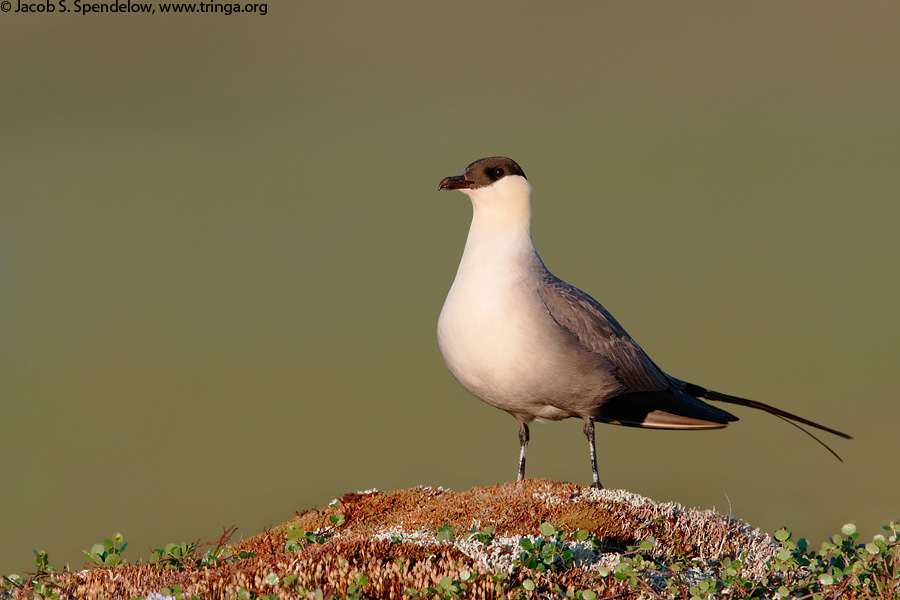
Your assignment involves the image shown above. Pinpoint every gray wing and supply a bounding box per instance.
[535,270,851,450]
[536,271,737,428]
[536,271,671,394]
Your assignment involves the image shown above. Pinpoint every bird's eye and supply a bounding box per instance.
[491,167,504,179]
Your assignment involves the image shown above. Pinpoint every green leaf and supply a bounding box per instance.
[574,529,589,541]
[436,525,454,542]
[522,579,535,591]
[774,529,790,542]
[264,573,279,586]
[819,573,834,586]
[841,523,857,536]
[539,522,557,538]
[639,539,653,551]
[580,590,597,600]
[865,542,881,554]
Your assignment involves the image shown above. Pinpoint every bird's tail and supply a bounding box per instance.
[685,382,852,461]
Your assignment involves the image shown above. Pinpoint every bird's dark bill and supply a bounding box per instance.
[438,175,474,191]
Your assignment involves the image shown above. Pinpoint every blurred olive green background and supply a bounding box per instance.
[2,0,899,575]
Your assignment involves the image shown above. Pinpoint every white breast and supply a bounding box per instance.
[437,210,570,419]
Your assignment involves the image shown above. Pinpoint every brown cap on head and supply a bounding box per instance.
[438,157,527,191]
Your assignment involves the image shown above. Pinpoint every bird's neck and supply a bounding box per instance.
[458,207,543,282]
[451,176,546,284]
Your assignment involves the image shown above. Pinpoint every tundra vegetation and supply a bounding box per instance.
[2,480,897,600]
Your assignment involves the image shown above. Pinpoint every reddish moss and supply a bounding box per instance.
[8,479,773,600]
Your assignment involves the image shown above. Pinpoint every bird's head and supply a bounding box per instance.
[439,156,533,225]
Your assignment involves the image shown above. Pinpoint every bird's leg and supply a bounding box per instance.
[583,418,603,489]
[517,422,530,481]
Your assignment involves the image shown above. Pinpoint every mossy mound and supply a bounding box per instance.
[0,479,810,599]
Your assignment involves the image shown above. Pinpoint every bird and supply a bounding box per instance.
[436,156,851,488]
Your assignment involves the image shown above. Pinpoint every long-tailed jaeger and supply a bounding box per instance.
[437,156,851,488]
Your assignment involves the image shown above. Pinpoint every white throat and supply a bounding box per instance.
[455,175,537,271]
[462,175,534,228]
